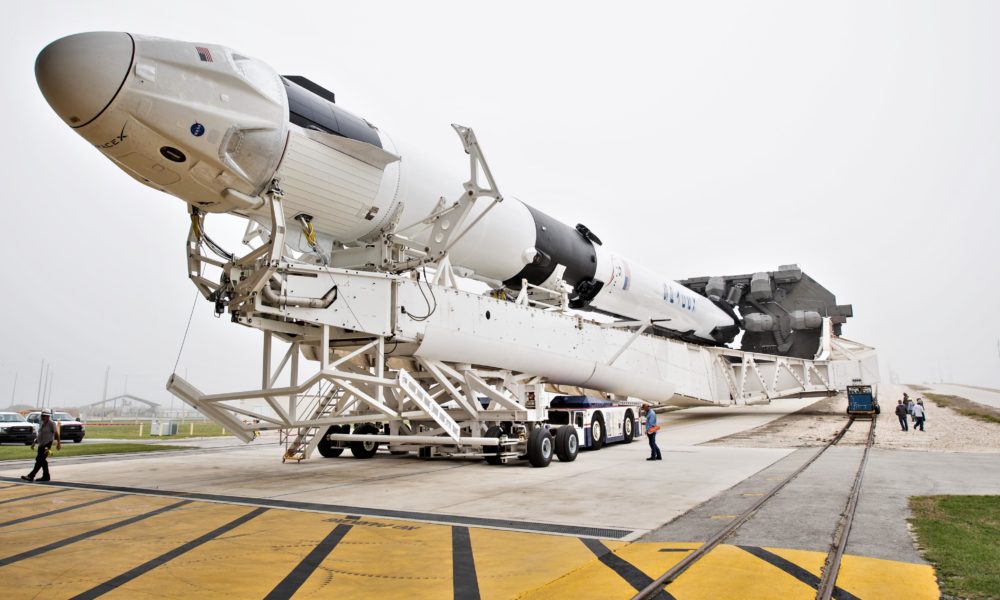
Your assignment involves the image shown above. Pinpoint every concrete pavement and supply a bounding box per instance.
[922,383,1000,409]
[0,397,968,598]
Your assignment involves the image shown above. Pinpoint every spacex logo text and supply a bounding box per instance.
[95,124,128,149]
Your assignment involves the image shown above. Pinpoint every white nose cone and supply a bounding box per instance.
[35,32,133,128]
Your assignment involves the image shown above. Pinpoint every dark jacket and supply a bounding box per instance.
[894,403,907,417]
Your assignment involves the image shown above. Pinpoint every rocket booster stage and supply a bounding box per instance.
[36,32,740,345]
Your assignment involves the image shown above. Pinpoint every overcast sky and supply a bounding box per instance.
[2,1,998,410]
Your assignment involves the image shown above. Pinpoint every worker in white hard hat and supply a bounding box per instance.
[22,410,60,482]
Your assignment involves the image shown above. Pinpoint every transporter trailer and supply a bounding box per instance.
[301,394,642,468]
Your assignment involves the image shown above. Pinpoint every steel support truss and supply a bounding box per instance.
[167,325,540,461]
[708,346,834,406]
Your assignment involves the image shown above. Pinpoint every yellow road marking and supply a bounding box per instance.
[0,484,941,600]
[471,527,604,599]
[297,516,454,599]
[4,501,254,598]
[0,493,160,558]
[709,514,737,520]
[101,507,352,598]
[838,552,938,599]
[0,488,105,524]
[0,485,53,502]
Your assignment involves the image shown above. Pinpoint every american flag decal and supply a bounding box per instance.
[196,46,213,62]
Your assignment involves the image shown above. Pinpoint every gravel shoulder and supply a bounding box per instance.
[703,383,1000,452]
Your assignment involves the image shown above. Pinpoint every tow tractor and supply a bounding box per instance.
[546,396,643,450]
[846,383,879,417]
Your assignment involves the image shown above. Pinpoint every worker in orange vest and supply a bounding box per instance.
[643,404,662,461]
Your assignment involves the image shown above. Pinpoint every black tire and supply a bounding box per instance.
[555,427,579,462]
[590,412,606,450]
[484,425,504,465]
[622,410,635,444]
[73,437,83,443]
[527,427,553,468]
[350,424,380,459]
[317,425,346,458]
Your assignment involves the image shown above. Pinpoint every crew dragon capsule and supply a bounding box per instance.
[35,32,741,345]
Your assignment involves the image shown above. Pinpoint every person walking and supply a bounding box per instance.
[22,410,61,482]
[913,399,926,432]
[894,399,909,431]
[643,404,662,461]
[905,395,915,424]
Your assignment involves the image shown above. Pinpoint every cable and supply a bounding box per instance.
[172,290,200,375]
[403,266,437,321]
[383,338,399,359]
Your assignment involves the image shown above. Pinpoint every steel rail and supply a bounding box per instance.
[815,414,877,599]
[632,417,858,600]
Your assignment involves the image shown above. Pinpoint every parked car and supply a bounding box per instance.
[26,411,86,443]
[0,412,37,445]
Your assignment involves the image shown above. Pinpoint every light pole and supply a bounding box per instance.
[36,360,46,407]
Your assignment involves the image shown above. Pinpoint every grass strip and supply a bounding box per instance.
[922,393,1000,425]
[0,443,191,461]
[909,495,1000,599]
[81,422,228,439]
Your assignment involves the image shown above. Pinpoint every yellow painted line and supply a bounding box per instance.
[0,488,105,525]
[296,516,454,599]
[838,552,939,599]
[470,527,603,599]
[709,514,737,520]
[0,484,47,502]
[0,485,942,600]
[523,540,939,600]
[741,492,766,497]
[665,544,817,599]
[100,508,352,598]
[0,492,155,557]
[4,501,254,598]
[520,539,639,600]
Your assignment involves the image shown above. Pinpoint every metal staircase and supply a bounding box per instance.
[282,383,342,462]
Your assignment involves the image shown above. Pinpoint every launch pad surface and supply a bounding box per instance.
[0,396,966,599]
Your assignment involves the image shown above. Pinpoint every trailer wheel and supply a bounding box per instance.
[555,427,578,462]
[316,425,346,458]
[484,425,504,465]
[350,424,380,459]
[590,412,606,450]
[622,410,635,443]
[527,427,553,468]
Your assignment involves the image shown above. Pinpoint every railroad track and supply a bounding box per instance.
[634,413,878,600]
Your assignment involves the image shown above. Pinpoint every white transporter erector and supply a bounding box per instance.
[35,32,876,466]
